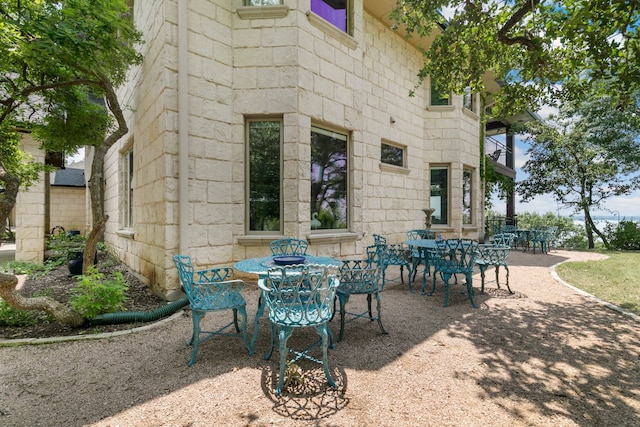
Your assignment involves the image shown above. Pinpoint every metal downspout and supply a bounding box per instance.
[178,0,189,254]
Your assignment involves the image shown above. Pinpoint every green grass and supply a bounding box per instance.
[555,251,640,316]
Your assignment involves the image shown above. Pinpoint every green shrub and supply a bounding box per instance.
[0,292,54,326]
[70,265,128,319]
[1,259,64,277]
[604,220,640,250]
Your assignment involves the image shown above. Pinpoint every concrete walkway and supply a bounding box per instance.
[0,241,15,264]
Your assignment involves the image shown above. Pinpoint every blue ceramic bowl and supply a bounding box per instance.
[272,255,306,266]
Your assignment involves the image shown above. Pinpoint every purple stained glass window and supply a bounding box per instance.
[311,0,347,32]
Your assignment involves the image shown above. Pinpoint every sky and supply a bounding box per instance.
[491,104,640,219]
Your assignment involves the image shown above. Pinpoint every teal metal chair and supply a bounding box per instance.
[490,233,515,248]
[475,244,512,294]
[269,238,309,256]
[406,229,436,282]
[336,246,386,342]
[258,263,340,395]
[173,255,249,366]
[428,239,479,308]
[373,234,413,290]
[530,228,548,254]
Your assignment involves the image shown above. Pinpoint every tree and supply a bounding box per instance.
[391,1,640,116]
[0,0,143,326]
[516,95,640,249]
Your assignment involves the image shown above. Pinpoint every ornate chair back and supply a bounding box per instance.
[269,238,309,256]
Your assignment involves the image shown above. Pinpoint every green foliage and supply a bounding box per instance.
[516,95,640,248]
[0,122,47,191]
[45,231,87,260]
[70,265,128,319]
[1,259,65,277]
[0,293,54,327]
[604,220,640,250]
[391,1,640,115]
[514,211,586,249]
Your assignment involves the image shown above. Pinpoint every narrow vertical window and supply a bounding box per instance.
[430,167,449,225]
[311,126,348,231]
[463,168,472,224]
[463,86,475,112]
[122,148,134,229]
[247,120,281,232]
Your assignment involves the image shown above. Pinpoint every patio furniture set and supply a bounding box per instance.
[172,231,520,395]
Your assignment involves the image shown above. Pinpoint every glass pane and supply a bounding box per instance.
[431,85,449,106]
[430,168,448,225]
[463,86,473,111]
[381,143,403,167]
[311,128,348,230]
[249,121,281,231]
[311,0,347,32]
[463,169,472,224]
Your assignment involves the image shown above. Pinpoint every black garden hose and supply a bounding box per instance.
[90,296,189,325]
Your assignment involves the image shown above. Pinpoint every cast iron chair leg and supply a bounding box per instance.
[375,292,388,335]
[504,265,513,294]
[441,272,452,307]
[238,306,249,351]
[316,323,337,389]
[465,273,477,308]
[367,294,373,319]
[479,266,487,294]
[188,311,205,367]
[264,322,277,360]
[338,293,349,342]
[276,326,294,395]
[232,308,240,333]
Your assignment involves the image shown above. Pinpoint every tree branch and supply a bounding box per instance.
[497,0,541,51]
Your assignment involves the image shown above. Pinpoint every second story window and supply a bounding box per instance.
[311,0,348,33]
[430,84,450,106]
[247,0,281,4]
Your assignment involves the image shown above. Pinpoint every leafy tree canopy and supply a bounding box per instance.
[391,0,640,116]
[516,95,640,248]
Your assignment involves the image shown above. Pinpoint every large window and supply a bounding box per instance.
[121,148,134,229]
[430,167,449,225]
[311,126,348,231]
[311,0,348,33]
[463,168,472,224]
[247,120,282,232]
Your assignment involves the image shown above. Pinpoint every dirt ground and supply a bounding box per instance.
[1,249,639,427]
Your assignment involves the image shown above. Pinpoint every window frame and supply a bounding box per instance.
[245,118,283,234]
[463,86,475,112]
[121,146,134,230]
[310,0,352,35]
[430,84,450,106]
[380,140,406,168]
[246,0,281,5]
[429,166,449,226]
[310,125,349,233]
[463,168,473,225]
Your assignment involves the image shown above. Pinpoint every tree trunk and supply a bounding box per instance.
[0,272,85,327]
[0,163,20,248]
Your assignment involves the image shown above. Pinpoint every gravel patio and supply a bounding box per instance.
[1,249,639,426]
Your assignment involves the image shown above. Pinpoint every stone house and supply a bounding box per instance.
[16,0,518,299]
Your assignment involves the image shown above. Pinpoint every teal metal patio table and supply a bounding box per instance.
[234,255,343,356]
[404,239,439,294]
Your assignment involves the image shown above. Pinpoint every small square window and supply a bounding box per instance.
[430,84,450,106]
[381,142,405,167]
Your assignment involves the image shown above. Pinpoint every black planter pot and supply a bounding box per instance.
[67,250,97,276]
